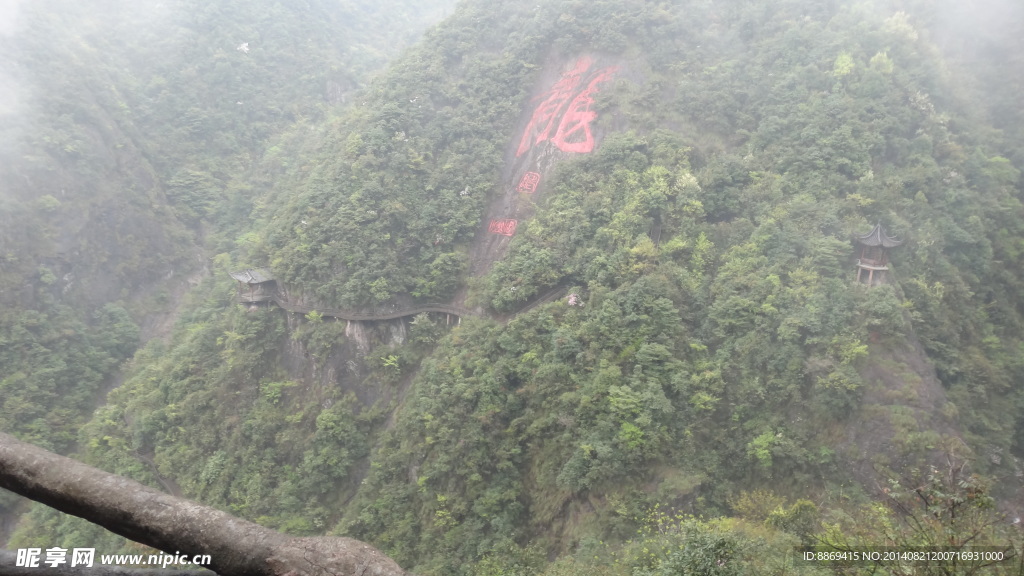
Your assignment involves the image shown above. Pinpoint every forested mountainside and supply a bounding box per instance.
[4,0,1024,574]
[0,0,453,542]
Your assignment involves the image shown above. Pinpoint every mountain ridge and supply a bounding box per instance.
[3,0,1024,573]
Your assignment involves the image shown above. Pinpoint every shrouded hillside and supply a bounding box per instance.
[0,0,455,546]
[0,0,455,447]
[0,0,457,314]
[8,0,1024,574]
[0,1,199,459]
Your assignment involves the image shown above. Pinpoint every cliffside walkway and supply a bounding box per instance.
[232,270,569,321]
[268,296,475,321]
[513,285,568,315]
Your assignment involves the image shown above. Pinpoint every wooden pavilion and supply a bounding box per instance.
[229,268,278,303]
[854,223,902,286]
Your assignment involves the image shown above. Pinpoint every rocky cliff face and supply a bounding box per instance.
[466,54,626,286]
[844,330,960,480]
[281,314,411,409]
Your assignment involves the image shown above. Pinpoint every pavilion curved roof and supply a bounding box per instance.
[229,268,275,284]
[854,223,902,248]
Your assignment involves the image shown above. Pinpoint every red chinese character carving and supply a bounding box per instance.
[516,57,617,157]
[517,172,541,193]
[517,58,588,157]
[488,219,518,236]
[552,67,617,153]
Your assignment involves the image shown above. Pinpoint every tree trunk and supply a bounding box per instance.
[0,433,407,576]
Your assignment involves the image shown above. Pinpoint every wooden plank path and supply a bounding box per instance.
[236,278,570,321]
[269,296,475,321]
[514,285,568,315]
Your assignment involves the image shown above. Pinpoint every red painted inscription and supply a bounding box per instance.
[488,219,518,236]
[517,172,541,193]
[517,57,618,157]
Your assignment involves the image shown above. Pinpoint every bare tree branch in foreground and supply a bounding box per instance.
[0,433,407,576]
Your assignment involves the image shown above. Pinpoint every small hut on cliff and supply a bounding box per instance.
[229,268,277,303]
[854,224,902,286]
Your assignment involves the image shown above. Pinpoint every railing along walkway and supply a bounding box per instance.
[242,284,571,322]
[269,296,474,321]
[514,285,569,316]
